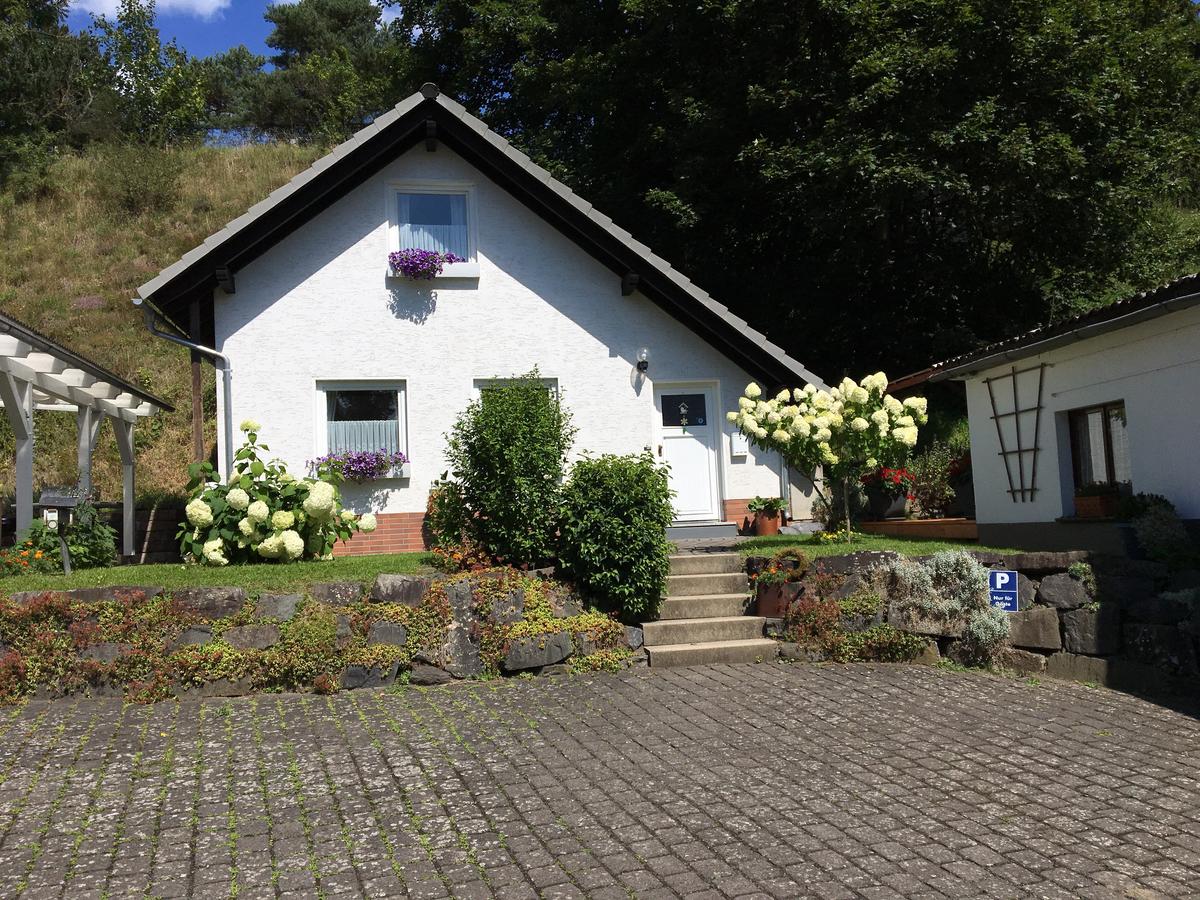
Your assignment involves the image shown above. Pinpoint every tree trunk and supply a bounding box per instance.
[843,478,851,543]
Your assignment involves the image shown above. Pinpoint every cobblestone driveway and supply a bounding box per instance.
[1,664,1199,899]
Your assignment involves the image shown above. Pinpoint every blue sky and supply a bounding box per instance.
[66,1,398,60]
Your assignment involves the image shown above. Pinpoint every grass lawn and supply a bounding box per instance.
[738,533,1020,559]
[0,552,433,596]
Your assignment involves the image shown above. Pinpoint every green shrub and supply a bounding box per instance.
[425,478,468,547]
[558,452,674,622]
[1067,561,1097,598]
[1132,504,1195,566]
[444,370,575,567]
[178,422,371,566]
[906,442,957,519]
[1116,492,1175,521]
[828,624,927,663]
[6,503,116,573]
[94,143,184,215]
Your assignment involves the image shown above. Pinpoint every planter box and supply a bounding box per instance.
[1073,494,1118,519]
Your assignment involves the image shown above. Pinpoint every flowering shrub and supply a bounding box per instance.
[728,373,927,541]
[388,248,464,279]
[308,449,409,483]
[905,443,958,518]
[0,539,57,576]
[177,422,377,566]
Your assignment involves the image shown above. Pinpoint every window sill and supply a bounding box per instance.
[387,262,479,280]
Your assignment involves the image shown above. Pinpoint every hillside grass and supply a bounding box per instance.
[0,142,325,503]
[0,551,432,595]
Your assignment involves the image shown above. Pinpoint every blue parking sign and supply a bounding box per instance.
[988,570,1019,612]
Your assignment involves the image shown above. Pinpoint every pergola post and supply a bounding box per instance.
[0,372,34,534]
[76,407,105,496]
[114,418,136,559]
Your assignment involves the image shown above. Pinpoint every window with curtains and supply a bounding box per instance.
[1068,402,1131,490]
[388,182,477,275]
[318,381,407,462]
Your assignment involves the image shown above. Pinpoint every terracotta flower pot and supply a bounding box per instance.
[756,581,802,617]
[753,511,781,536]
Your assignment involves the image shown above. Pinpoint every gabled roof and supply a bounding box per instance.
[136,84,827,390]
[908,273,1200,384]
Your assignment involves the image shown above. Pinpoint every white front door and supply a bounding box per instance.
[656,386,721,522]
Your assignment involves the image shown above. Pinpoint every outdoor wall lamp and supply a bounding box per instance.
[636,347,650,373]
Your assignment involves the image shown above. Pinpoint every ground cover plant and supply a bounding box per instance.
[739,533,1019,560]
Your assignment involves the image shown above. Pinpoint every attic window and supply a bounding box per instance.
[388,181,478,277]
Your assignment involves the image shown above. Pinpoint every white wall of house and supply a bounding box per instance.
[965,303,1200,523]
[213,143,811,519]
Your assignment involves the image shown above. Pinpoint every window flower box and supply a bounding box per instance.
[310,449,410,484]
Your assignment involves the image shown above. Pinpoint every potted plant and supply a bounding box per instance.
[388,249,464,280]
[309,449,410,483]
[747,495,786,535]
[860,466,914,519]
[750,561,806,617]
[1074,482,1119,519]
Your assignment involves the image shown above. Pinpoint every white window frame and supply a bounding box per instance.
[386,179,480,278]
[314,378,410,479]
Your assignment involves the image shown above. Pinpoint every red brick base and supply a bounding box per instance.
[333,512,428,556]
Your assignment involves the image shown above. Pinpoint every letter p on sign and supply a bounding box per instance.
[988,570,1019,612]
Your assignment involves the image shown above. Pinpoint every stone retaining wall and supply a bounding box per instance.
[748,549,1200,696]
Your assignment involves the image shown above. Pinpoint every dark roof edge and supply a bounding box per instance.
[0,311,174,412]
[928,275,1200,382]
[136,89,828,391]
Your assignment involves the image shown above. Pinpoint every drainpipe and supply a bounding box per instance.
[133,299,234,481]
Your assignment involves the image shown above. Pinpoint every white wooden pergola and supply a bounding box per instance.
[0,313,172,557]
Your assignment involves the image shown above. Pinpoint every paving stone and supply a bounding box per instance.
[997,647,1047,675]
[2,661,1198,898]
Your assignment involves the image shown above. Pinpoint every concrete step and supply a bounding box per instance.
[666,572,748,597]
[646,638,779,668]
[666,521,739,541]
[643,616,765,647]
[668,553,744,577]
[657,594,749,620]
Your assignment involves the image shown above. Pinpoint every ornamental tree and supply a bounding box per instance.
[727,373,928,541]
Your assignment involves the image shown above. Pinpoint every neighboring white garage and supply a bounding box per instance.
[925,274,1200,552]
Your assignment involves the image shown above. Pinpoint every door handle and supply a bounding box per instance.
[657,444,663,457]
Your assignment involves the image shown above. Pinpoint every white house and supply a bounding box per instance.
[134,84,826,554]
[926,274,1200,552]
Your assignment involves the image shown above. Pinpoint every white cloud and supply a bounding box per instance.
[72,0,232,20]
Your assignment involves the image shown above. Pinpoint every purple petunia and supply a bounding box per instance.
[309,449,409,483]
[388,249,465,280]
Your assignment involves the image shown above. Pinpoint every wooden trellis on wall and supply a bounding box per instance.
[984,363,1047,502]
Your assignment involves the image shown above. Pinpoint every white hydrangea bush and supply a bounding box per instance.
[178,422,378,566]
[727,372,928,534]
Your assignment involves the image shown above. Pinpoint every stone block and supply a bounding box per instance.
[503,631,573,672]
[487,586,525,625]
[335,614,352,648]
[912,640,940,666]
[1061,607,1120,656]
[972,551,1089,575]
[551,587,583,618]
[624,625,644,649]
[172,587,247,620]
[1045,651,1109,684]
[175,677,253,698]
[1124,594,1193,626]
[68,586,163,603]
[370,575,430,606]
[997,647,1047,675]
[887,602,963,638]
[832,573,868,600]
[170,625,212,651]
[540,663,571,676]
[256,594,301,622]
[367,622,408,647]
[222,624,281,651]
[1123,624,1199,677]
[340,663,399,690]
[1008,607,1061,651]
[309,582,363,606]
[814,551,902,575]
[409,664,452,686]
[778,642,827,662]
[81,642,133,663]
[1036,573,1089,610]
[1096,574,1157,609]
